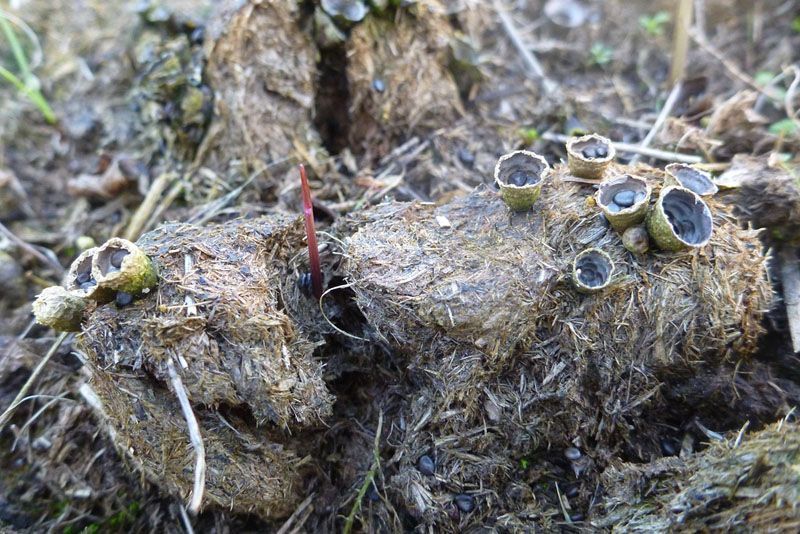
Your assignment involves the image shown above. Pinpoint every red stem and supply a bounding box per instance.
[299,164,323,300]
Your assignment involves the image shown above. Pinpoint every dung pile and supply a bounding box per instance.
[595,419,800,531]
[347,0,462,154]
[77,215,334,518]
[201,0,318,178]
[340,161,772,528]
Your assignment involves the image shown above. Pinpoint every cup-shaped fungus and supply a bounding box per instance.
[665,163,718,197]
[595,174,651,232]
[572,248,614,293]
[646,186,713,251]
[32,286,88,332]
[566,133,615,180]
[65,247,114,303]
[91,238,158,296]
[494,150,550,211]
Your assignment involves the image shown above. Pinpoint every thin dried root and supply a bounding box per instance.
[167,358,206,515]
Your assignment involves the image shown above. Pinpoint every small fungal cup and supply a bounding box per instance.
[572,248,614,293]
[92,238,158,296]
[566,133,615,181]
[494,150,550,211]
[32,286,88,332]
[65,247,115,303]
[646,186,714,251]
[595,174,651,232]
[665,163,718,197]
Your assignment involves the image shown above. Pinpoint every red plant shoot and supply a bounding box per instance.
[299,164,323,300]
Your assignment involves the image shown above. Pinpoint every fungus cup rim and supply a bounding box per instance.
[566,133,616,163]
[596,174,651,215]
[572,247,615,291]
[493,150,550,190]
[665,163,719,197]
[657,185,714,248]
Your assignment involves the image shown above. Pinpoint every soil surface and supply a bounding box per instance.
[1,0,799,532]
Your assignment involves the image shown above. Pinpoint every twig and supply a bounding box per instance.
[783,65,800,133]
[343,412,383,534]
[493,0,555,94]
[166,358,206,515]
[630,81,683,164]
[779,247,800,354]
[669,0,693,85]
[0,331,68,433]
[123,172,177,241]
[542,132,703,163]
[690,28,783,102]
[0,221,64,274]
[276,493,316,534]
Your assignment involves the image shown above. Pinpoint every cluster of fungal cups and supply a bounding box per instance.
[32,238,157,331]
[495,133,717,292]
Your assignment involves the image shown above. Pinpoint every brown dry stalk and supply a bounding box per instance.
[669,0,693,85]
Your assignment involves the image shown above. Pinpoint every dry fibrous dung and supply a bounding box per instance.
[596,420,800,531]
[79,215,334,517]
[340,161,771,528]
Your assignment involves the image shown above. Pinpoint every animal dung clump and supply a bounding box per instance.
[665,163,719,196]
[596,421,800,531]
[494,150,550,211]
[596,174,651,231]
[566,133,615,180]
[647,186,713,251]
[78,215,334,518]
[341,161,770,528]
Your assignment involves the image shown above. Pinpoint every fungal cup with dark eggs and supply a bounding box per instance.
[494,150,550,211]
[596,174,651,232]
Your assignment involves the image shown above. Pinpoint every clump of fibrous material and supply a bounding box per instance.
[494,150,549,211]
[596,174,651,231]
[340,159,770,530]
[78,216,334,518]
[647,186,714,251]
[566,133,615,180]
[595,420,800,531]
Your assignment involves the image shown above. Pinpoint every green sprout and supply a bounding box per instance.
[769,118,799,138]
[792,16,800,33]
[0,10,56,124]
[518,127,540,145]
[639,11,671,37]
[589,43,614,67]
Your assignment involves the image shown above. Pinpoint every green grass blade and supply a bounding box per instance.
[0,63,56,123]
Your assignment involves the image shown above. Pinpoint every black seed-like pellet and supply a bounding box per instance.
[564,447,581,461]
[508,170,532,186]
[595,146,608,158]
[417,455,435,476]
[457,147,475,167]
[367,482,380,501]
[297,272,313,296]
[116,291,133,307]
[454,493,475,513]
[613,189,636,208]
[110,249,129,269]
[660,438,678,457]
[372,78,386,93]
[570,513,585,522]
[76,271,90,285]
[566,485,579,499]
[606,203,621,213]
[190,26,205,45]
[80,280,97,291]
[581,147,597,159]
